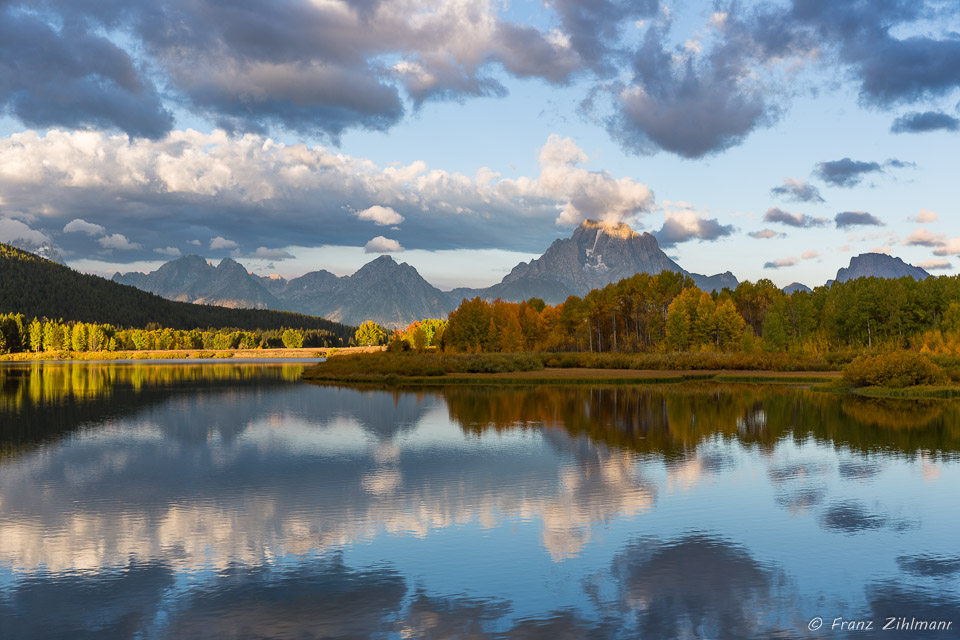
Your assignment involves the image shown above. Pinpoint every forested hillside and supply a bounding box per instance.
[0,243,353,337]
[441,270,960,354]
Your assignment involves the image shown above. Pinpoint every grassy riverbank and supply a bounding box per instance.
[0,346,382,362]
[300,352,842,386]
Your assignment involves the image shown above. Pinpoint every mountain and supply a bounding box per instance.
[0,242,353,335]
[109,220,741,327]
[309,255,452,328]
[783,282,812,294]
[834,253,930,283]
[473,220,738,304]
[261,269,341,316]
[7,239,65,265]
[113,255,281,309]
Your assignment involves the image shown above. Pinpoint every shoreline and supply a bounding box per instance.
[0,346,381,362]
[302,367,842,386]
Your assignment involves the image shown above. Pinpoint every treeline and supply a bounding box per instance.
[0,313,340,354]
[0,242,353,339]
[441,271,960,354]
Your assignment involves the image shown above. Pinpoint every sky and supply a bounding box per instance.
[0,0,959,290]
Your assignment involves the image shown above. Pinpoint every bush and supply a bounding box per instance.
[842,351,948,388]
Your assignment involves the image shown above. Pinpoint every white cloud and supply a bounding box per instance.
[912,209,938,223]
[801,250,819,259]
[155,246,182,256]
[904,227,946,247]
[63,218,106,235]
[210,236,238,250]
[188,239,202,246]
[915,258,952,270]
[749,229,785,239]
[98,233,141,250]
[0,216,51,246]
[0,130,660,254]
[763,256,798,269]
[364,236,405,253]
[355,205,404,226]
[933,238,960,256]
[538,135,655,226]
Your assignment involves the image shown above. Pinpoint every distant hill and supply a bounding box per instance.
[783,282,811,294]
[834,253,930,283]
[0,242,353,336]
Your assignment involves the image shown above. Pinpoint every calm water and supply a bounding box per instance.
[1,362,959,639]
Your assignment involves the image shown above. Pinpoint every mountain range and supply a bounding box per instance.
[113,221,739,327]
[109,220,934,328]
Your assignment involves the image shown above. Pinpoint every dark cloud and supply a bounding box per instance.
[494,23,583,83]
[608,22,773,158]
[763,207,827,228]
[835,211,885,228]
[770,179,825,203]
[653,213,735,246]
[0,6,172,139]
[891,110,960,133]
[813,158,883,187]
[551,0,659,74]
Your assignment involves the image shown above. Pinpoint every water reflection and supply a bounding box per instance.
[0,364,958,639]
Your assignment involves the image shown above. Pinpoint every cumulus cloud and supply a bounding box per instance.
[364,236,405,253]
[749,229,785,239]
[0,129,656,257]
[0,216,52,246]
[835,211,884,229]
[98,233,141,250]
[0,0,592,141]
[891,111,960,134]
[763,257,798,269]
[0,5,172,139]
[652,207,735,247]
[607,19,775,159]
[155,246,182,257]
[210,236,238,250]
[801,250,819,260]
[904,228,946,247]
[933,239,960,257]
[770,179,825,204]
[813,158,883,187]
[915,259,953,271]
[538,134,655,226]
[356,206,405,226]
[763,208,827,228]
[911,209,939,223]
[63,218,106,236]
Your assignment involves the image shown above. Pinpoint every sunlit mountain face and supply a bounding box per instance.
[1,363,959,638]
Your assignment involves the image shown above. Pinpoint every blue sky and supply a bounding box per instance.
[0,0,958,289]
